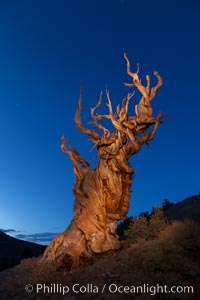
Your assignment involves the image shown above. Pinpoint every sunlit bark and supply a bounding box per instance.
[42,54,166,269]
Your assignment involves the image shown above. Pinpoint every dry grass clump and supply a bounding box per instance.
[139,220,200,276]
[158,219,200,264]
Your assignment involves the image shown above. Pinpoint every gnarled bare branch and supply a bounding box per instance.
[90,91,111,138]
[116,92,134,123]
[149,71,163,101]
[123,53,163,124]
[106,89,125,132]
[75,87,101,143]
[61,136,90,180]
[124,53,149,100]
[124,52,140,85]
[91,89,127,134]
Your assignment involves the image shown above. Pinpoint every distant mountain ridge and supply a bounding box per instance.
[165,194,200,223]
[0,231,46,271]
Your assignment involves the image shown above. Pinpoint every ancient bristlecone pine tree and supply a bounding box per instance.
[43,54,166,268]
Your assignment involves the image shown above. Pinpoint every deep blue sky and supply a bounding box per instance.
[0,0,200,244]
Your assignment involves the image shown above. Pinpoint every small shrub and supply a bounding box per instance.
[125,215,149,241]
[148,207,168,239]
[125,207,168,242]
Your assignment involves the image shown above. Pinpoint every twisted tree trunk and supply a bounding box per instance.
[42,54,166,269]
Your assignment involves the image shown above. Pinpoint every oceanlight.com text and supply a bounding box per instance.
[25,282,194,296]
